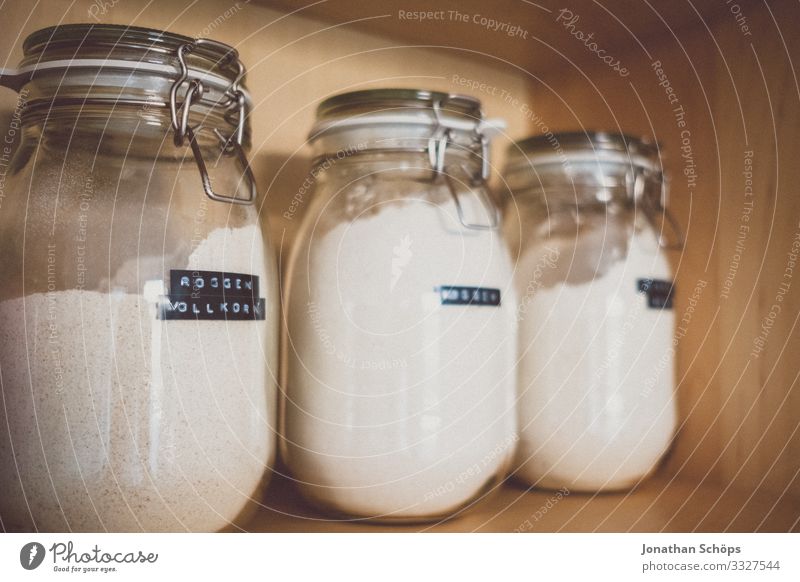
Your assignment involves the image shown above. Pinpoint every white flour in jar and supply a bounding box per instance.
[513,227,677,491]
[0,225,276,532]
[283,196,518,519]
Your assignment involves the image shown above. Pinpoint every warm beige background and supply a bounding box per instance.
[1,0,797,530]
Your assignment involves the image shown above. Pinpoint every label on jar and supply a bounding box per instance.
[436,285,501,307]
[158,269,266,320]
[637,278,674,309]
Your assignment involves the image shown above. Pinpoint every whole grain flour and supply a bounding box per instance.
[0,226,277,532]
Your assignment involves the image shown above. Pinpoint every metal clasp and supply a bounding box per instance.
[444,165,499,231]
[427,98,497,231]
[169,40,256,205]
[632,168,684,250]
[185,126,257,206]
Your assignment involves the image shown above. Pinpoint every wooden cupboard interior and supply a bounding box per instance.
[0,0,797,532]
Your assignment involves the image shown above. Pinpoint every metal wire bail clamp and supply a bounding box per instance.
[168,39,256,205]
[427,98,498,231]
[631,167,684,250]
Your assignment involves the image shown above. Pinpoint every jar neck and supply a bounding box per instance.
[311,124,488,185]
[504,160,662,211]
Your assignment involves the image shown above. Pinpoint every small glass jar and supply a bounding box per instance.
[0,25,278,531]
[281,89,518,521]
[502,132,682,492]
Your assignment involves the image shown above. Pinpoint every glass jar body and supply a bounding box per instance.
[506,165,677,492]
[0,112,278,532]
[282,153,518,521]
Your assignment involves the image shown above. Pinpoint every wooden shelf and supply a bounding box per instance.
[0,0,797,536]
[240,473,800,533]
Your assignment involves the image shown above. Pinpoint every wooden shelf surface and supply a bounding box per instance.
[240,473,800,533]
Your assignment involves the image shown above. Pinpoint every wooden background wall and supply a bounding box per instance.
[527,0,800,501]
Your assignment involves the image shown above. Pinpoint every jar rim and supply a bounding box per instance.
[310,88,489,139]
[508,131,660,165]
[7,23,246,101]
[7,23,251,141]
[317,88,482,119]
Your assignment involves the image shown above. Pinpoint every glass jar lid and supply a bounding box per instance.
[309,88,504,231]
[312,88,484,134]
[309,88,505,182]
[2,24,248,108]
[504,131,683,249]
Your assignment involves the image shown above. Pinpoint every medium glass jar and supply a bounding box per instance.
[502,132,682,492]
[0,25,278,532]
[282,89,518,521]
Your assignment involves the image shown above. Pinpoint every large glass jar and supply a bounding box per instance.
[281,89,518,521]
[502,132,682,492]
[0,25,278,532]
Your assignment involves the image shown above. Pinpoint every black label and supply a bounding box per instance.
[437,285,501,307]
[158,269,265,321]
[638,278,674,309]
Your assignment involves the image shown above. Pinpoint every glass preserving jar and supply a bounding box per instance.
[281,89,518,521]
[0,25,278,532]
[502,132,682,492]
